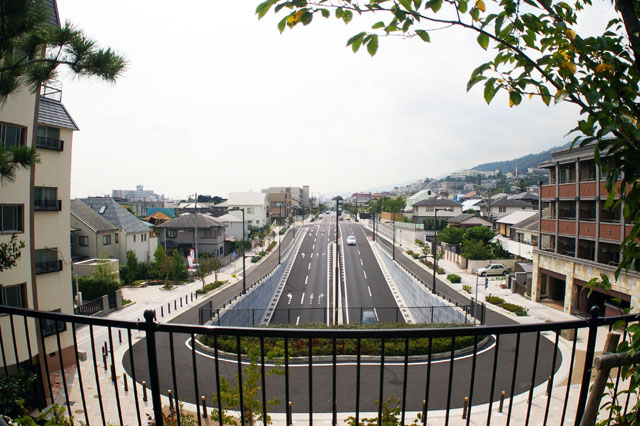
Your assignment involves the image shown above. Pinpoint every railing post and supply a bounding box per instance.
[574,306,600,426]
[143,309,164,426]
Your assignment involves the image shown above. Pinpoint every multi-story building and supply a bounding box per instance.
[112,184,165,202]
[157,214,228,262]
[532,144,639,315]
[1,80,78,374]
[264,186,310,211]
[266,192,292,225]
[222,192,268,229]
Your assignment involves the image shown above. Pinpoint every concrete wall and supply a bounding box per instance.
[376,242,469,324]
[72,258,120,279]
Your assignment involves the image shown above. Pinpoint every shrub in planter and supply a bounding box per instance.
[415,239,424,246]
[411,253,420,259]
[447,274,462,283]
[258,251,267,257]
[251,256,261,263]
[437,267,446,274]
[500,302,528,316]
[406,249,414,255]
[485,294,505,305]
[462,284,472,293]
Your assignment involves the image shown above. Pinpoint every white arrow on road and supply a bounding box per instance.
[300,253,305,258]
[309,293,314,304]
[318,293,324,304]
[287,293,292,304]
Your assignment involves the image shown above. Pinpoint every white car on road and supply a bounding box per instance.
[346,236,357,246]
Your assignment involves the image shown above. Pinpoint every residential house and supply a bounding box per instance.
[496,211,538,239]
[495,211,538,261]
[157,214,229,263]
[411,198,462,237]
[217,213,244,241]
[486,197,534,220]
[222,192,268,230]
[267,192,292,225]
[447,213,493,228]
[533,143,639,315]
[70,200,119,262]
[79,197,157,264]
[0,1,78,372]
[403,189,436,217]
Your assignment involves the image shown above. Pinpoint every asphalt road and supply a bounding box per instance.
[122,220,561,415]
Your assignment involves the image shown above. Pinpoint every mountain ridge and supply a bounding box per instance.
[471,141,572,173]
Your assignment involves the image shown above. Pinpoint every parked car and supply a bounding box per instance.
[476,263,507,276]
[361,308,377,324]
[347,236,357,245]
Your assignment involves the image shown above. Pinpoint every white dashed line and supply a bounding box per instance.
[296,316,300,325]
[301,292,305,304]
[305,275,308,285]
[360,259,363,266]
[363,271,367,280]
[368,286,372,297]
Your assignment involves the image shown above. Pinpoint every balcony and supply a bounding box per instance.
[558,220,576,236]
[600,223,622,241]
[558,183,577,198]
[540,184,556,199]
[35,136,64,151]
[34,199,62,211]
[579,221,596,238]
[35,259,62,274]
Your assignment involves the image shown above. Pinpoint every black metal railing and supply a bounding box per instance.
[34,259,62,275]
[35,136,64,152]
[34,199,62,211]
[0,305,637,426]
[74,297,104,316]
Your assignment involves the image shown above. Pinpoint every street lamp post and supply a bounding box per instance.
[333,196,343,325]
[392,208,396,260]
[432,207,452,293]
[193,194,199,266]
[229,207,246,294]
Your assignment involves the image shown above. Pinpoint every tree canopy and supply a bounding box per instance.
[256,0,640,274]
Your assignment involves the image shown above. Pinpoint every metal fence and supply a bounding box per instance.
[0,305,637,426]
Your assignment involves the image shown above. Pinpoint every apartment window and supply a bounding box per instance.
[167,229,177,238]
[133,234,136,242]
[79,236,88,246]
[34,187,60,211]
[600,201,621,223]
[247,207,255,214]
[103,235,111,245]
[424,207,434,213]
[558,164,576,184]
[35,249,61,274]
[143,233,147,242]
[579,200,597,221]
[0,283,27,307]
[36,126,63,151]
[0,205,24,233]
[115,233,118,243]
[0,123,26,149]
[559,201,577,220]
[40,309,66,338]
[579,160,596,182]
[498,206,507,213]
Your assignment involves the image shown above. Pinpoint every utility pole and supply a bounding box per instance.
[194,193,199,265]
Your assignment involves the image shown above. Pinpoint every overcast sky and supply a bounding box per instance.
[57,0,613,200]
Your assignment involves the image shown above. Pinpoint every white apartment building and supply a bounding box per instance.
[222,192,268,229]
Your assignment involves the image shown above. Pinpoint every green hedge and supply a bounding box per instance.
[196,280,226,295]
[405,249,414,255]
[447,274,461,283]
[200,323,481,357]
[485,294,505,305]
[485,294,528,316]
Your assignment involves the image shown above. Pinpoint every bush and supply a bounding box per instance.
[462,284,472,293]
[437,267,445,274]
[279,226,288,235]
[258,251,267,257]
[405,249,414,255]
[0,369,36,417]
[251,256,261,263]
[268,241,276,251]
[415,239,424,246]
[411,253,420,259]
[500,302,528,316]
[122,298,132,306]
[196,280,227,295]
[77,276,120,301]
[485,294,505,305]
[447,274,461,283]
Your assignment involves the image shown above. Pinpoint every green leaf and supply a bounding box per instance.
[277,17,287,33]
[425,0,443,12]
[255,0,276,19]
[458,0,468,13]
[347,32,367,52]
[336,7,344,18]
[477,32,489,50]
[372,21,385,29]
[343,9,353,23]
[415,29,430,42]
[509,91,522,106]
[367,34,379,56]
[321,8,330,18]
[484,78,497,104]
[301,11,313,25]
[554,90,569,103]
[467,74,485,91]
[399,0,413,11]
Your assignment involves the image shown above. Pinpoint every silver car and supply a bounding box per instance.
[476,263,507,276]
[347,236,357,245]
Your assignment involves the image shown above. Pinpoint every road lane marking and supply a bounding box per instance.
[287,293,292,305]
[308,262,311,270]
[301,292,305,304]
[311,253,313,258]
[368,286,372,297]
[363,270,367,280]
[358,249,361,255]
[296,316,300,326]
[305,275,308,285]
[360,259,363,266]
